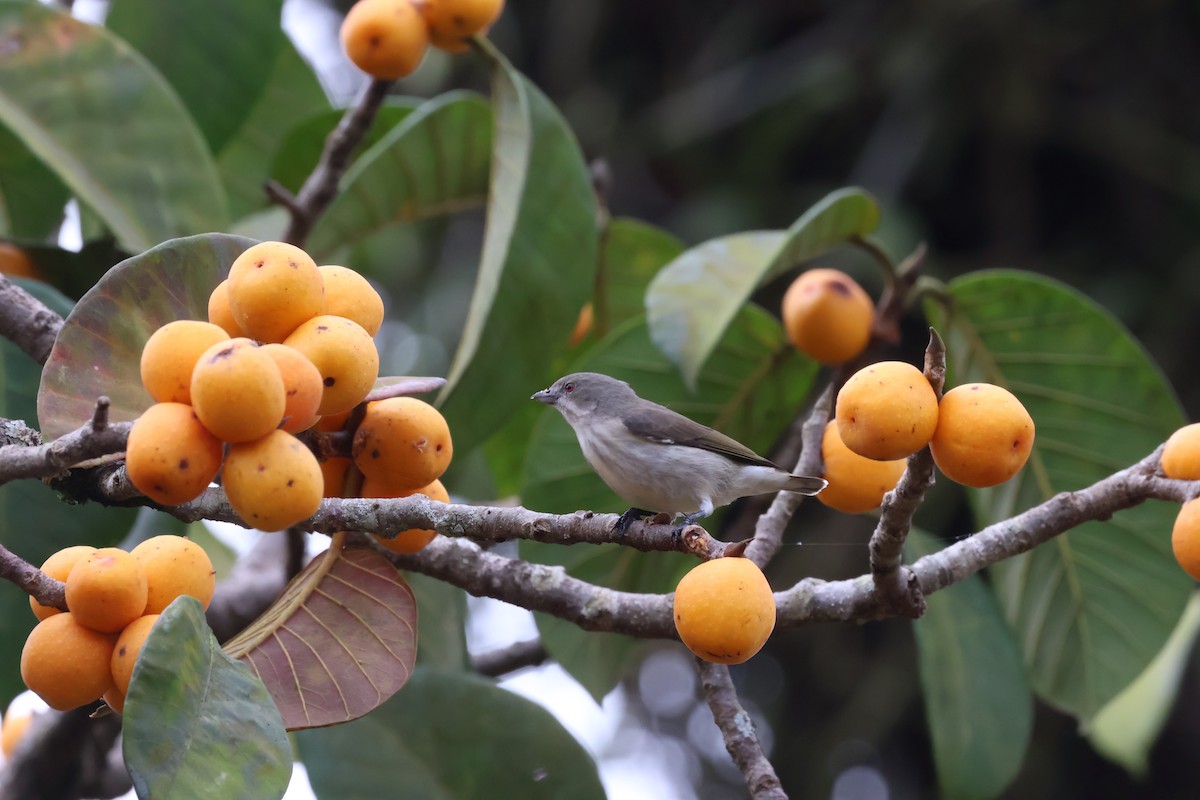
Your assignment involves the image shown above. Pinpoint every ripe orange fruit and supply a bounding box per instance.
[207,279,248,338]
[190,338,287,442]
[352,397,453,490]
[1162,423,1200,480]
[341,0,430,80]
[318,265,385,336]
[131,535,215,614]
[225,241,324,343]
[65,548,149,634]
[284,315,379,415]
[260,343,324,434]
[140,320,230,404]
[321,457,354,498]
[673,556,776,664]
[930,383,1035,487]
[1172,498,1200,580]
[420,0,504,40]
[781,268,875,365]
[1,709,33,756]
[223,429,324,532]
[368,478,449,553]
[110,614,160,695]
[569,303,593,347]
[836,361,938,461]
[0,242,40,280]
[817,421,907,513]
[125,402,224,505]
[21,613,116,710]
[30,545,96,622]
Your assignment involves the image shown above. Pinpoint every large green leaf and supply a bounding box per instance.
[0,279,136,707]
[520,306,815,696]
[1088,592,1200,776]
[216,41,330,218]
[124,597,291,800]
[297,667,605,800]
[305,91,492,261]
[646,187,879,386]
[223,545,418,731]
[407,571,468,670]
[106,0,285,153]
[908,530,1032,800]
[927,270,1190,722]
[0,2,229,253]
[37,233,255,440]
[0,123,68,240]
[435,50,598,453]
[269,102,421,198]
[590,218,685,339]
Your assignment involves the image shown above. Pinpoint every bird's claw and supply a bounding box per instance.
[613,507,654,537]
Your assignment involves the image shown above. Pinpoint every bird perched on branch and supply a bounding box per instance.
[532,372,826,533]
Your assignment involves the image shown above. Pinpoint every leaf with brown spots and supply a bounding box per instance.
[222,538,417,730]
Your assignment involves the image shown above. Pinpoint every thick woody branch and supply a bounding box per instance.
[0,542,66,611]
[697,660,787,800]
[0,402,130,487]
[279,78,393,247]
[747,384,832,568]
[374,533,677,638]
[0,273,65,365]
[866,329,945,616]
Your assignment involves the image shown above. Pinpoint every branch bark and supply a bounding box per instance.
[697,660,787,800]
[0,273,65,365]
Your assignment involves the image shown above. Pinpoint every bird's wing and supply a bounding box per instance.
[622,406,780,468]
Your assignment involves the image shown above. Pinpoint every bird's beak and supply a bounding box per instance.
[531,387,555,404]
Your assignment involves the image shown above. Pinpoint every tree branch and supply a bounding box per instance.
[0,273,65,365]
[279,78,393,247]
[0,403,130,487]
[471,638,549,678]
[747,384,832,569]
[697,660,787,800]
[866,330,944,616]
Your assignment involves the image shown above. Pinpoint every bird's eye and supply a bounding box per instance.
[564,383,575,393]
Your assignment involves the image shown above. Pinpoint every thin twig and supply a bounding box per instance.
[697,660,788,800]
[747,384,833,568]
[472,638,549,677]
[0,273,65,365]
[280,78,394,247]
[0,542,66,611]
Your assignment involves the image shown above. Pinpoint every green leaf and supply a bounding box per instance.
[18,237,128,300]
[37,232,255,440]
[124,597,291,800]
[1089,592,1200,776]
[0,279,136,706]
[223,545,417,730]
[435,50,598,453]
[0,123,68,240]
[407,571,468,670]
[106,0,285,153]
[296,667,605,800]
[908,530,1032,800]
[216,41,330,219]
[0,2,229,253]
[520,307,814,696]
[646,187,879,386]
[269,102,421,197]
[591,218,685,338]
[926,270,1191,721]
[305,91,492,261]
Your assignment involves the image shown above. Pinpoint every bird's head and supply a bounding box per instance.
[531,372,636,422]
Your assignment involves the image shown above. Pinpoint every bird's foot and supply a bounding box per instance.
[614,507,655,537]
[671,511,707,542]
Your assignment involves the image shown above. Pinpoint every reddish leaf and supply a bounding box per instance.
[223,542,417,730]
[37,233,255,439]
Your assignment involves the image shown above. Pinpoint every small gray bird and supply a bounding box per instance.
[532,372,826,533]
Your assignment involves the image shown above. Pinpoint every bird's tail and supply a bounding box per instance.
[786,475,827,496]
